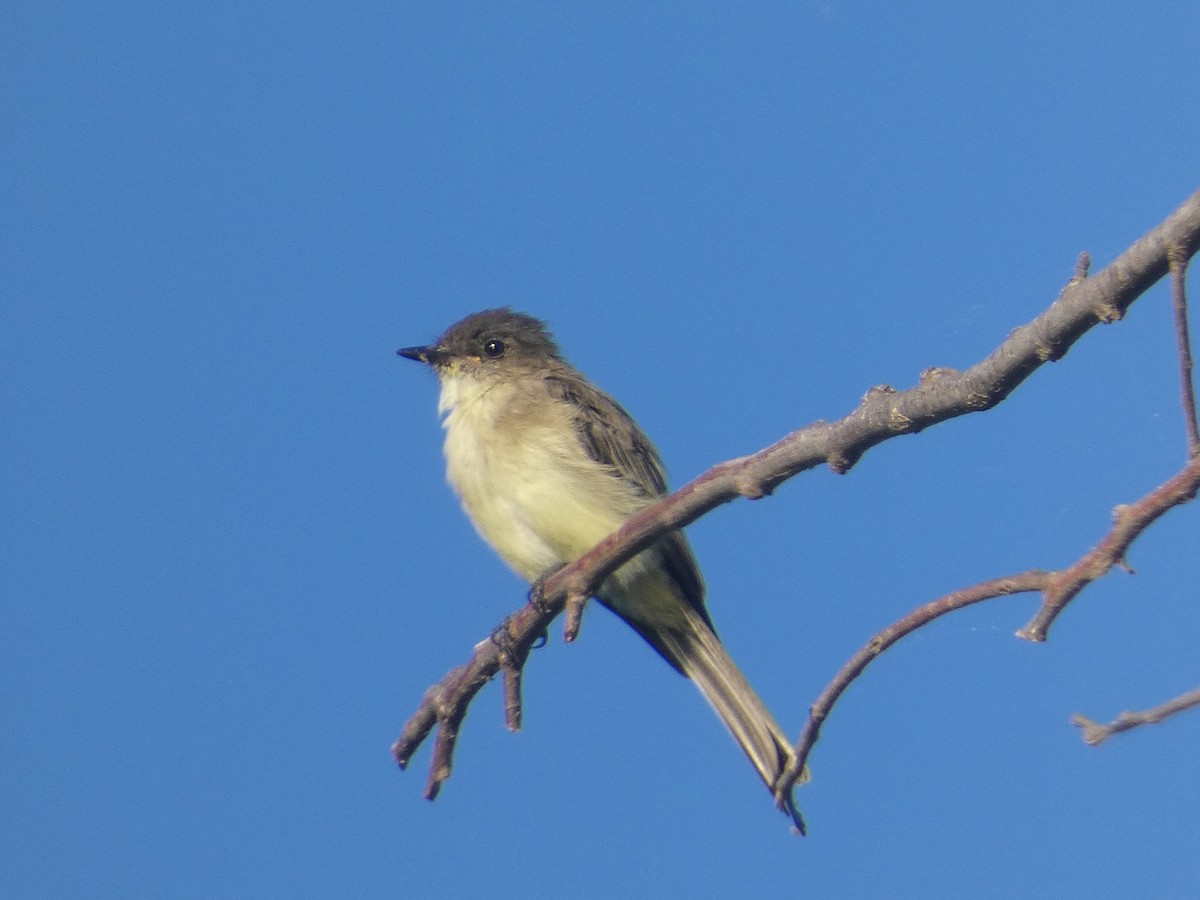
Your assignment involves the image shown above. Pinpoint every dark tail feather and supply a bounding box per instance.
[654,608,806,833]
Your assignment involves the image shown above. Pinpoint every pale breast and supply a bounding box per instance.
[438,371,648,583]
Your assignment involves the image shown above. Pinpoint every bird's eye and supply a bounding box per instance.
[482,339,506,358]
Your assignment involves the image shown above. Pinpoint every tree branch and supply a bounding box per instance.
[778,572,1050,794]
[393,186,1200,824]
[1071,686,1200,746]
[777,446,1200,796]
[1016,453,1200,642]
[1168,249,1199,455]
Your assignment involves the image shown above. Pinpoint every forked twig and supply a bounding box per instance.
[780,449,1200,796]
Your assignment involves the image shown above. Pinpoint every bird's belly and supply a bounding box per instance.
[443,410,646,584]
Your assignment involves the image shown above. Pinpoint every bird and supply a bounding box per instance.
[398,308,802,829]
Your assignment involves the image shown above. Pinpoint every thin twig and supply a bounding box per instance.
[562,591,589,643]
[1017,452,1200,642]
[1073,251,1092,283]
[496,621,527,732]
[781,445,1200,795]
[778,572,1050,794]
[1168,249,1199,454]
[1071,686,1200,746]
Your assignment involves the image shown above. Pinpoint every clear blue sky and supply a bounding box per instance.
[4,4,1198,898]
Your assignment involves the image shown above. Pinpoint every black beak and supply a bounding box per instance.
[397,345,441,365]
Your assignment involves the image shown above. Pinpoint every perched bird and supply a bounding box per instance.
[399,308,801,828]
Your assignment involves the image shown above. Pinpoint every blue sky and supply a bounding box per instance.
[4,3,1199,898]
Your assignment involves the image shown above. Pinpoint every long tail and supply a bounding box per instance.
[653,606,806,832]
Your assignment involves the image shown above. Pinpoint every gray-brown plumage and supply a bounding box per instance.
[399,308,802,829]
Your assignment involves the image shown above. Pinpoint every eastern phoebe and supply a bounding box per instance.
[398,308,800,826]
